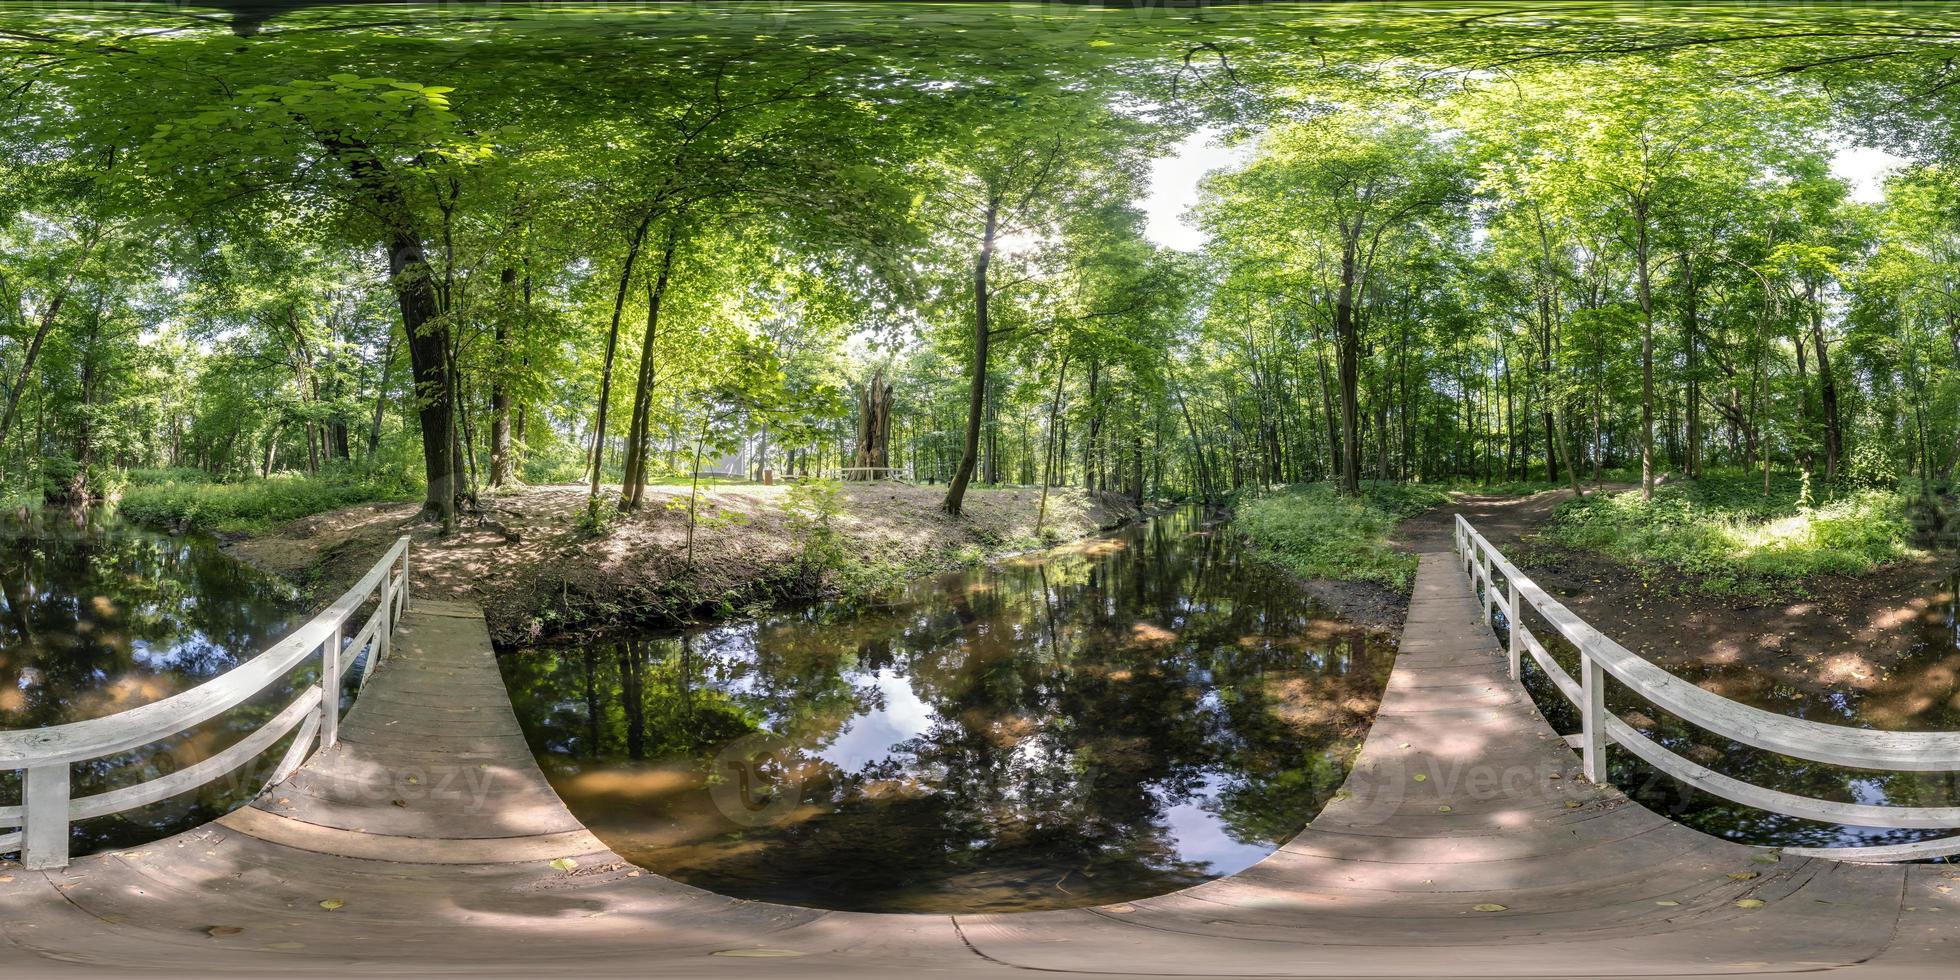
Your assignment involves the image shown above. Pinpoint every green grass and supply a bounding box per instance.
[118,471,420,534]
[1232,481,1452,590]
[1544,470,1918,593]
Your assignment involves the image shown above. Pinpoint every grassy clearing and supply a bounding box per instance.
[118,471,420,534]
[1233,481,1452,590]
[1545,471,1918,593]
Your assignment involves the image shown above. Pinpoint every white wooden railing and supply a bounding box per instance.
[0,536,411,870]
[1455,514,1960,863]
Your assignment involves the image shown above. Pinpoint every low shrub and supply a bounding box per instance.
[118,470,420,534]
[1546,472,1916,592]
[1233,481,1448,590]
[125,467,215,487]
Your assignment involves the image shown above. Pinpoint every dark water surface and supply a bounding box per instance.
[0,507,310,857]
[500,509,1394,913]
[1487,570,1960,854]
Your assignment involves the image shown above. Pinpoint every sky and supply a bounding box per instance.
[1143,128,1246,251]
[1142,133,1915,252]
[1832,144,1911,203]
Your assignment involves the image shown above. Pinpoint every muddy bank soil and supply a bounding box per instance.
[1403,486,1960,725]
[1289,578,1408,634]
[229,483,1142,648]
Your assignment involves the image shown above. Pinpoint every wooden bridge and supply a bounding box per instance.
[1,519,1957,977]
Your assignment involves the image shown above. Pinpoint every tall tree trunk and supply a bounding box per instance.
[587,215,653,517]
[943,197,999,517]
[328,136,455,529]
[487,266,516,489]
[1535,207,1561,483]
[1335,235,1363,497]
[620,229,681,511]
[1633,200,1656,500]
[1035,352,1069,533]
[390,223,455,528]
[1680,254,1702,479]
[367,332,395,461]
[1808,280,1843,486]
[1082,358,1101,491]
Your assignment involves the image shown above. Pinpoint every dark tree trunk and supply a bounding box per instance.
[326,135,456,528]
[487,266,516,489]
[943,198,998,517]
[1808,281,1843,485]
[1336,238,1362,497]
[620,229,680,510]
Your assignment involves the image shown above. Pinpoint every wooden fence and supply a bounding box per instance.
[1457,514,1960,862]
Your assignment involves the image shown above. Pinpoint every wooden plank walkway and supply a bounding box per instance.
[2,560,1957,977]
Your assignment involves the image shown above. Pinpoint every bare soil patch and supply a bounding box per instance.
[227,483,1142,648]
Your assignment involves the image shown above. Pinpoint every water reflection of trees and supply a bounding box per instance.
[503,510,1393,911]
[0,509,306,856]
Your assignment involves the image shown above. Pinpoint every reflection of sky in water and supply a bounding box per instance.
[503,507,1395,912]
[1167,775,1276,874]
[819,669,933,772]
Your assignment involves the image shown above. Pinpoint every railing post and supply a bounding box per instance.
[1580,651,1608,784]
[21,763,70,870]
[1478,553,1492,626]
[320,628,341,750]
[399,540,412,613]
[1507,585,1522,681]
[376,570,393,671]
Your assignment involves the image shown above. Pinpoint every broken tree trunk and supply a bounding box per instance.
[851,368,895,480]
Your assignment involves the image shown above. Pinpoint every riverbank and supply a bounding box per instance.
[224,482,1144,648]
[1230,481,1456,634]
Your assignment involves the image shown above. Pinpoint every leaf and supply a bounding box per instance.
[1735,898,1766,909]
[550,858,578,873]
[1727,871,1759,881]
[1412,773,1427,782]
[1472,904,1508,912]
[1655,900,1680,907]
[318,898,344,911]
[1437,805,1453,813]
[206,926,243,938]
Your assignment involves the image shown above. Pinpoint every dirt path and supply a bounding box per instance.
[1394,486,1601,554]
[227,483,1142,649]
